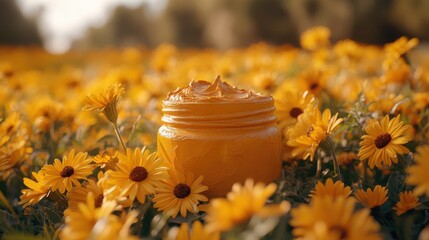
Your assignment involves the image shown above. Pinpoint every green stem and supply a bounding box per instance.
[48,191,68,210]
[331,147,342,181]
[315,149,322,178]
[112,122,127,152]
[326,137,342,181]
[363,160,368,186]
[0,190,23,229]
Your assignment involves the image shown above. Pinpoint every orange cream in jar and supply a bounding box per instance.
[157,76,281,198]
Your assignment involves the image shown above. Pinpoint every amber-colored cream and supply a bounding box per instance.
[157,76,281,198]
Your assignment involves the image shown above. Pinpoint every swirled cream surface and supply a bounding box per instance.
[165,76,266,102]
[161,76,276,127]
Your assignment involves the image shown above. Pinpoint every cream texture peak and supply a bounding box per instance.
[165,76,265,102]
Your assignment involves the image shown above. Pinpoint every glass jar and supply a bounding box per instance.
[157,77,281,198]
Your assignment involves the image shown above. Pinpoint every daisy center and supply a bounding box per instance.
[289,107,303,118]
[95,194,104,208]
[174,183,191,199]
[6,125,14,134]
[330,225,348,239]
[129,166,148,182]
[306,126,314,137]
[374,133,392,149]
[310,82,319,90]
[60,166,74,177]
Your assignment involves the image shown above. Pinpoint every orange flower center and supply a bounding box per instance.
[330,225,348,239]
[173,183,191,199]
[375,133,391,149]
[60,166,74,177]
[306,126,314,137]
[95,194,104,208]
[289,107,303,118]
[6,125,14,134]
[129,166,148,182]
[310,82,319,90]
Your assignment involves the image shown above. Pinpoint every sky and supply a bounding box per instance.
[17,0,165,54]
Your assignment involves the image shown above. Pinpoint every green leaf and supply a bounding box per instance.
[96,134,117,144]
[415,201,429,211]
[44,208,63,225]
[0,209,14,232]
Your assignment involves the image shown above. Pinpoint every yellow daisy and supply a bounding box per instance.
[153,169,208,218]
[19,171,50,208]
[274,90,314,130]
[67,179,105,211]
[358,115,412,169]
[355,185,388,208]
[300,26,331,51]
[407,145,429,196]
[287,107,343,160]
[0,112,21,135]
[0,61,13,78]
[0,112,32,179]
[106,147,168,204]
[385,37,419,58]
[83,83,124,123]
[62,193,118,240]
[62,192,138,240]
[91,147,119,170]
[0,138,33,180]
[298,69,328,96]
[291,197,381,240]
[169,221,220,240]
[383,37,419,70]
[333,39,363,61]
[41,150,94,193]
[310,178,352,199]
[393,191,419,216]
[205,179,290,232]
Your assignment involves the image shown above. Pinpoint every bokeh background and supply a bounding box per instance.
[1,0,429,53]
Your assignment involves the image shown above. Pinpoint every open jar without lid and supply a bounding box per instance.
[157,77,281,198]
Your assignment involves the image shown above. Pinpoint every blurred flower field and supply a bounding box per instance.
[1,27,429,239]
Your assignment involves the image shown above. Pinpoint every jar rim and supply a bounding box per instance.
[162,95,273,105]
[162,100,277,128]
